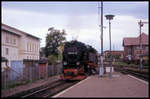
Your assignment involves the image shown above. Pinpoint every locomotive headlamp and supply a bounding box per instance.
[74,69,78,75]
[64,62,67,65]
[76,62,80,65]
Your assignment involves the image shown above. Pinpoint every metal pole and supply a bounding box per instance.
[109,19,112,78]
[101,1,104,75]
[99,1,105,77]
[139,20,143,70]
[101,1,103,57]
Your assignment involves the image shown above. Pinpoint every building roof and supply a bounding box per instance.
[104,50,124,53]
[104,50,124,55]
[123,33,148,46]
[2,23,41,40]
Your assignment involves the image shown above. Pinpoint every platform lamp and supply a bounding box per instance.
[105,14,115,78]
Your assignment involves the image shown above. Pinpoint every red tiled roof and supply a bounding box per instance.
[123,33,148,46]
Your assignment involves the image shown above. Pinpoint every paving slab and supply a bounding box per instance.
[53,72,148,98]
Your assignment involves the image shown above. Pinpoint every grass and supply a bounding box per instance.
[113,61,128,66]
[2,74,61,90]
[1,80,31,90]
[113,61,149,69]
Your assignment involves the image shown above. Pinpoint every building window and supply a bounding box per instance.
[30,44,31,51]
[34,44,35,52]
[28,43,30,52]
[37,44,38,52]
[9,35,12,44]
[36,44,37,52]
[6,36,9,43]
[32,43,34,52]
[136,46,140,50]
[13,38,16,44]
[33,44,34,52]
[27,43,29,51]
[142,46,145,50]
[136,46,144,50]
[6,48,9,55]
[37,45,39,52]
[34,44,36,52]
[128,47,131,54]
[146,46,148,51]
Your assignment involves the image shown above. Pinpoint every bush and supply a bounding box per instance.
[113,61,128,66]
[114,55,121,59]
[143,60,148,66]
[48,55,57,65]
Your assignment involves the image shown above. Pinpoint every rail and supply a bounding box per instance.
[114,67,149,82]
[8,79,79,98]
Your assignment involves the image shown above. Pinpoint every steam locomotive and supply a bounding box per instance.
[60,40,97,80]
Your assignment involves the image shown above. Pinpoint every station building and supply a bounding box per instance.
[1,23,41,67]
[123,33,149,61]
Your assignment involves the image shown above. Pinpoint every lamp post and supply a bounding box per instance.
[105,14,115,78]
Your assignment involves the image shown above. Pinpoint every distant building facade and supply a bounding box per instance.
[1,23,40,66]
[122,33,148,61]
[104,50,124,61]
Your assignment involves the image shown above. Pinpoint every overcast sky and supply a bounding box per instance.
[2,1,149,53]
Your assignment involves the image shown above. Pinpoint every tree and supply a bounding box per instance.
[48,55,57,65]
[114,54,121,59]
[45,27,66,57]
[57,43,65,62]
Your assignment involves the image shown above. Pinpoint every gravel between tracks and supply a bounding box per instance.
[1,75,60,98]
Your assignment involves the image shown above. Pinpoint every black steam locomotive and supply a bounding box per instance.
[60,40,97,80]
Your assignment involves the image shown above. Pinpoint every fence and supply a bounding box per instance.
[1,60,63,90]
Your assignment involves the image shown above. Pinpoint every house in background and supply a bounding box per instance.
[104,50,124,61]
[1,23,41,67]
[122,33,149,61]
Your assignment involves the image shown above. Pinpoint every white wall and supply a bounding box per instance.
[20,34,40,60]
[2,24,40,66]
[2,30,20,66]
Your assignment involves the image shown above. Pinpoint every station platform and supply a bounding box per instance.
[53,72,148,98]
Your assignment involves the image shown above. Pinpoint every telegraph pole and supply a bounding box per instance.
[101,1,103,62]
[99,1,104,76]
[139,20,143,71]
[138,20,148,71]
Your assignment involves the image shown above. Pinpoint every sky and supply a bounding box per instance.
[2,1,149,53]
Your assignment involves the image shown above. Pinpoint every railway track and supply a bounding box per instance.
[121,69,149,82]
[21,80,78,98]
[7,79,79,98]
[114,67,149,81]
